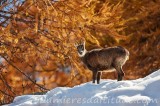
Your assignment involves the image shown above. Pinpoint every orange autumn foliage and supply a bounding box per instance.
[0,0,160,104]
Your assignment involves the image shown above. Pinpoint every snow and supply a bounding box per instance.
[6,69,160,106]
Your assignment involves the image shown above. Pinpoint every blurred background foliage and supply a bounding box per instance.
[0,0,160,104]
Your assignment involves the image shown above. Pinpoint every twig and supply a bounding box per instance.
[0,89,14,98]
[0,74,16,95]
[0,10,17,14]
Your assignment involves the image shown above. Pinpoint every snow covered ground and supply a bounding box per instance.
[6,69,160,106]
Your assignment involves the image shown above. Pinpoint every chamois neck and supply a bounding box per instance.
[78,49,87,57]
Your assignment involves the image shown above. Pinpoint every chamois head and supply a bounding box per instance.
[74,40,86,57]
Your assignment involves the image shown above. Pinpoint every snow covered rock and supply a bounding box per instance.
[6,69,160,106]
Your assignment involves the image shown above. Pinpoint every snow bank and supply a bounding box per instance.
[7,69,160,106]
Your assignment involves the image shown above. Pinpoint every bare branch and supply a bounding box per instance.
[0,74,16,95]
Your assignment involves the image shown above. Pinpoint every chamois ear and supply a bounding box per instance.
[74,42,78,47]
[82,38,86,45]
[79,39,85,46]
[83,40,85,46]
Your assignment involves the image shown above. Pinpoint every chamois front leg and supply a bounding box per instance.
[92,71,98,83]
[97,72,102,84]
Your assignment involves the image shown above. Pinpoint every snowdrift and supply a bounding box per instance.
[7,69,160,106]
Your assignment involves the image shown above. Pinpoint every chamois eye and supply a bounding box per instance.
[81,46,84,50]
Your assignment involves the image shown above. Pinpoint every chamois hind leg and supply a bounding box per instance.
[97,72,102,84]
[120,67,125,77]
[116,66,124,81]
[114,65,124,81]
[92,71,98,83]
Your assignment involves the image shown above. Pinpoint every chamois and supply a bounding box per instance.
[75,41,129,84]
